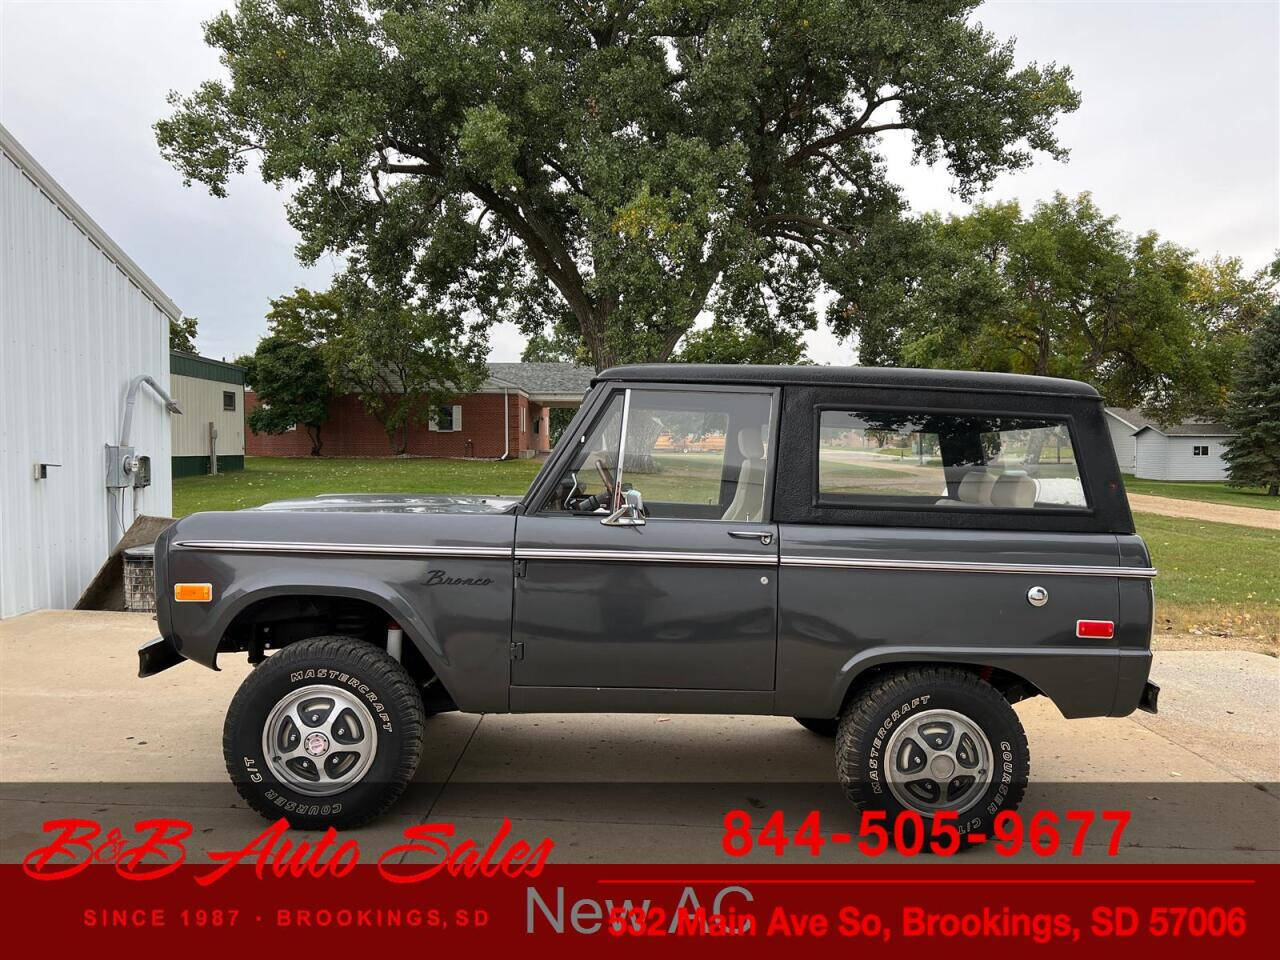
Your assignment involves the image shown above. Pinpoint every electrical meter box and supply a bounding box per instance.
[133,455,152,489]
[104,445,136,489]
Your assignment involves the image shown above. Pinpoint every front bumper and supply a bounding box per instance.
[138,635,185,678]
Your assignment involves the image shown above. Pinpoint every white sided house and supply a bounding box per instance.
[1104,407,1235,481]
[0,124,183,618]
[170,351,246,478]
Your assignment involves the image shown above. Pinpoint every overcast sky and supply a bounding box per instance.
[3,0,1277,365]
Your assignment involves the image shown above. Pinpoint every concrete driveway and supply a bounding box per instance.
[1,611,1276,864]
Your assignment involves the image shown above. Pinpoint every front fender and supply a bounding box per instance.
[161,510,517,713]
[174,572,447,669]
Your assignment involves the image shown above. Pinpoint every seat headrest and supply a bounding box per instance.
[957,468,996,504]
[738,427,765,460]
[990,472,1035,509]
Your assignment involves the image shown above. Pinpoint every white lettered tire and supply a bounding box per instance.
[223,636,425,829]
[836,666,1029,844]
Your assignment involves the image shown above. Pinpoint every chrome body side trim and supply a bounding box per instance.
[172,541,1155,578]
[173,540,512,560]
[516,548,776,566]
[781,556,1157,578]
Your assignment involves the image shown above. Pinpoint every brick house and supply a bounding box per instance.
[245,362,594,459]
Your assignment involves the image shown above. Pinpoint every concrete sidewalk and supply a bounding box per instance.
[1,611,1276,864]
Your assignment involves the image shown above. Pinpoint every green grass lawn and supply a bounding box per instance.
[1123,475,1280,510]
[1134,512,1278,643]
[173,456,542,516]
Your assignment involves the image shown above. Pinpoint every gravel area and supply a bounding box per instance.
[1128,493,1280,530]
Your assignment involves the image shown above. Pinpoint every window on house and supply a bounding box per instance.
[432,405,462,432]
[817,410,1086,510]
[520,406,527,433]
[223,391,236,411]
[1192,445,1209,456]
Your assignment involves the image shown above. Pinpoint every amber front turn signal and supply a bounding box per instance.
[173,583,213,603]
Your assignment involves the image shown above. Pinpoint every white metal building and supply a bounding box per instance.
[1,124,181,618]
[1105,407,1235,481]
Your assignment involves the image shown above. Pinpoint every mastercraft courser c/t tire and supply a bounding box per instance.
[223,636,425,830]
[836,667,1029,841]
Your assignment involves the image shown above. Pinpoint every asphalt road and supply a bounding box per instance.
[1,611,1276,864]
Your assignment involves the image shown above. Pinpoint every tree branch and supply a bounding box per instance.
[785,95,904,166]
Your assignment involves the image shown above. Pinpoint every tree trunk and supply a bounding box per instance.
[383,421,406,456]
[1269,481,1278,496]
[308,424,323,456]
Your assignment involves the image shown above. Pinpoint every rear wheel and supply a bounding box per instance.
[223,636,425,829]
[836,667,1029,842]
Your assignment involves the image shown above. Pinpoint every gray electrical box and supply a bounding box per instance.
[133,455,151,489]
[104,444,137,489]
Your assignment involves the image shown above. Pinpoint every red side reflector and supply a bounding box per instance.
[1077,619,1115,639]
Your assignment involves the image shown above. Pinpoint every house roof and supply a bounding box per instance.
[1135,422,1235,438]
[1104,407,1155,431]
[1106,406,1234,438]
[598,364,1100,398]
[171,351,245,386]
[484,362,595,400]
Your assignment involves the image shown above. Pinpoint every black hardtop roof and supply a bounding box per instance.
[594,364,1101,399]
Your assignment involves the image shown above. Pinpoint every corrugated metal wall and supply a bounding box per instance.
[170,375,245,458]
[1,140,174,618]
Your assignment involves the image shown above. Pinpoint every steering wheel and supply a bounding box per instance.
[593,456,617,504]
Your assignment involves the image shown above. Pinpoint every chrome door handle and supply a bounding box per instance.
[728,530,773,546]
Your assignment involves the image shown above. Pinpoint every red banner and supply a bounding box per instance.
[3,862,1274,954]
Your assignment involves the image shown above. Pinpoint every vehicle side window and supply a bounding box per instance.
[620,390,773,521]
[541,388,774,521]
[817,410,1087,511]
[542,393,625,514]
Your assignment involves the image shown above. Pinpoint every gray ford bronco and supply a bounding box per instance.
[141,365,1159,830]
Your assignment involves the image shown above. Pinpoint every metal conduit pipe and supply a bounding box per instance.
[121,374,182,447]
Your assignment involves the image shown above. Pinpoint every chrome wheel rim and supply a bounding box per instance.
[262,684,377,797]
[883,708,992,815]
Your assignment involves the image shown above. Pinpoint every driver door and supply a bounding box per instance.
[510,385,779,701]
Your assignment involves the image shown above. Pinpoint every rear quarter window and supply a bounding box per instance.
[817,409,1088,511]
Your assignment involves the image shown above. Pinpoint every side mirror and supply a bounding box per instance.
[601,488,645,527]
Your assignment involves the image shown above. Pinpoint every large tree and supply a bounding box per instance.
[238,333,333,455]
[170,315,199,352]
[675,319,809,364]
[267,285,488,454]
[156,0,1078,369]
[1222,304,1280,496]
[841,193,1259,423]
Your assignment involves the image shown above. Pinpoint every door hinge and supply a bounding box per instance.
[513,558,527,579]
[509,641,525,661]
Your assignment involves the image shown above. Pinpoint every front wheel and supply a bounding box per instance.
[836,667,1029,838]
[223,636,425,829]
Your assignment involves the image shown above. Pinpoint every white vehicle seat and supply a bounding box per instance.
[721,427,767,522]
[990,472,1036,509]
[935,467,997,506]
